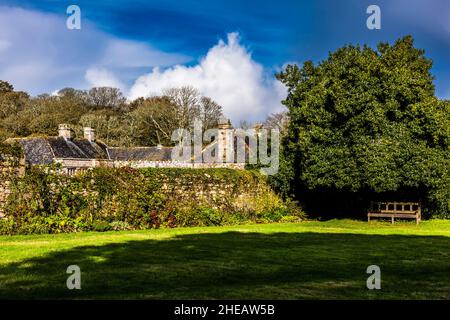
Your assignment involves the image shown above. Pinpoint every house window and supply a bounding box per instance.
[66,168,76,176]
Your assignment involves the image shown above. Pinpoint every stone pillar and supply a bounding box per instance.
[217,118,234,163]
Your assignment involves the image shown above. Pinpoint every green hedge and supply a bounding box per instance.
[0,142,23,159]
[0,167,304,235]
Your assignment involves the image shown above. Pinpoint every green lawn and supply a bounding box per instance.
[1,219,450,299]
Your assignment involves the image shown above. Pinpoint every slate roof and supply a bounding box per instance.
[4,126,247,165]
[47,137,109,159]
[7,137,109,165]
[14,138,54,165]
[108,147,173,161]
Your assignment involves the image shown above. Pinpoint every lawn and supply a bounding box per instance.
[1,219,450,299]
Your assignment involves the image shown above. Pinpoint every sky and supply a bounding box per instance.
[0,0,449,122]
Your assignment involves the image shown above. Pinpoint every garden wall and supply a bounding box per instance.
[0,148,24,218]
[1,167,302,234]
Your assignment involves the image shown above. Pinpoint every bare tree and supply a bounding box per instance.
[199,96,223,130]
[85,87,126,109]
[163,86,224,130]
[264,111,289,133]
[238,120,253,130]
[164,86,200,129]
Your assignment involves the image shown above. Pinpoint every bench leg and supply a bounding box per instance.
[391,216,394,224]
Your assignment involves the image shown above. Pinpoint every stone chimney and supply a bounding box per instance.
[58,124,74,140]
[253,123,263,134]
[217,117,232,130]
[83,127,96,142]
[217,117,234,163]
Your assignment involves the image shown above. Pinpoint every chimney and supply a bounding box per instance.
[217,117,232,130]
[217,117,234,163]
[58,124,74,140]
[83,127,96,142]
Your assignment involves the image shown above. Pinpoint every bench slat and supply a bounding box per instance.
[368,213,417,218]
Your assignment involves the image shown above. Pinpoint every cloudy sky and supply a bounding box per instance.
[0,0,449,122]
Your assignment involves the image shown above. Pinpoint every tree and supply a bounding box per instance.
[128,96,179,146]
[164,86,224,131]
[0,80,14,94]
[85,87,126,109]
[164,86,200,129]
[0,91,29,120]
[264,112,289,133]
[79,109,123,146]
[57,87,87,100]
[199,96,223,130]
[276,36,450,217]
[238,120,252,130]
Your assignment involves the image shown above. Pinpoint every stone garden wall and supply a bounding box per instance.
[1,167,302,234]
[0,153,24,218]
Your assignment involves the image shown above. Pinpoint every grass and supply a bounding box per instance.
[1,219,450,299]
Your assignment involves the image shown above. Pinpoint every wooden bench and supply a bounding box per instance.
[368,202,421,224]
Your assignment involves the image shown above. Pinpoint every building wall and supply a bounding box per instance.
[113,160,245,170]
[55,158,113,175]
[56,158,245,175]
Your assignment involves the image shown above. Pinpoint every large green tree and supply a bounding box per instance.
[276,36,450,217]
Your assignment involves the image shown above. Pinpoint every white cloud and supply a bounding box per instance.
[129,33,286,123]
[0,6,286,122]
[85,68,124,91]
[0,6,189,95]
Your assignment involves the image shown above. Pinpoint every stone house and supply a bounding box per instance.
[3,119,246,175]
[0,118,265,217]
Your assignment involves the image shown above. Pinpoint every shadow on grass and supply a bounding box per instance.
[1,231,449,299]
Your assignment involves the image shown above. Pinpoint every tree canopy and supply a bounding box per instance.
[275,36,450,217]
[0,83,224,147]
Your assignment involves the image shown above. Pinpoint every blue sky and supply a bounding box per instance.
[0,0,449,121]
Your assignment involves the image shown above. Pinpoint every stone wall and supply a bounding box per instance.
[0,154,245,217]
[57,158,245,175]
[2,166,296,234]
[0,154,24,218]
[114,160,245,170]
[142,169,278,213]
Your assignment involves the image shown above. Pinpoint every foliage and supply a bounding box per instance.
[109,220,131,231]
[0,80,14,94]
[0,83,224,147]
[2,167,303,235]
[0,142,23,158]
[275,36,450,217]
